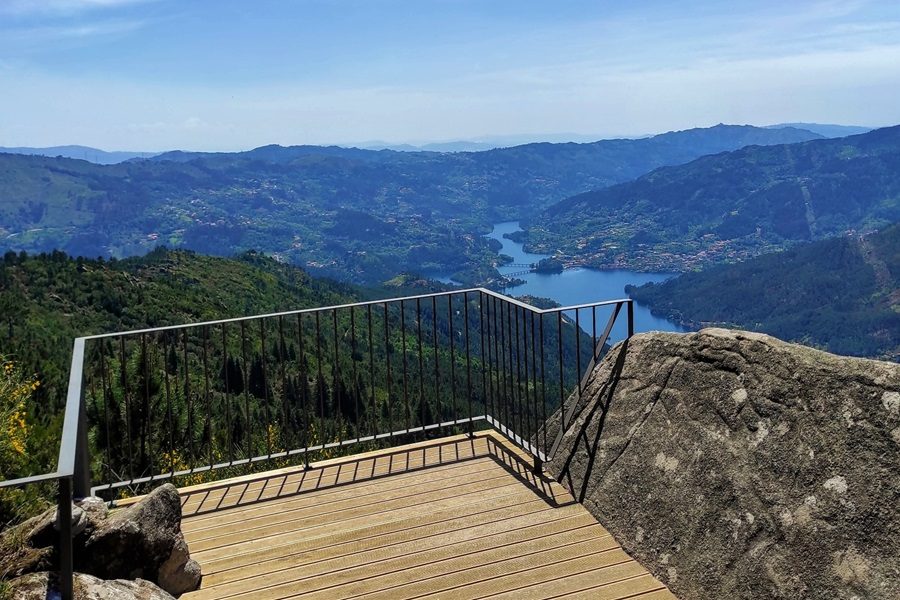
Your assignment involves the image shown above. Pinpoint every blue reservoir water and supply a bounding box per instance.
[486,221,687,341]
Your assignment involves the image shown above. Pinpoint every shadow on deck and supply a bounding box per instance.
[166,431,676,600]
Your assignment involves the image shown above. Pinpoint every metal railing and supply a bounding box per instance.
[0,287,633,599]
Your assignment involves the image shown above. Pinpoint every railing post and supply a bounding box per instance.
[627,300,634,339]
[73,389,91,498]
[58,476,74,600]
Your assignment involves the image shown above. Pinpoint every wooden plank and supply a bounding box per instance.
[622,589,679,600]
[197,488,542,577]
[457,559,647,600]
[286,536,615,600]
[192,479,531,563]
[184,457,503,537]
[548,573,667,599]
[188,510,599,600]
[189,469,517,553]
[199,498,569,589]
[181,436,490,515]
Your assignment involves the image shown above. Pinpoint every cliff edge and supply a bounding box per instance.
[548,328,899,600]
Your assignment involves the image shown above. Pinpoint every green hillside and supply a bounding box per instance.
[626,225,900,360]
[0,125,820,285]
[526,125,900,272]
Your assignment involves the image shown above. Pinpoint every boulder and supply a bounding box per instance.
[0,484,200,596]
[80,484,201,595]
[7,571,175,600]
[548,328,900,600]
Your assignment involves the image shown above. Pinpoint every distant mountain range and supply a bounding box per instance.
[0,145,159,165]
[765,123,872,138]
[627,223,900,360]
[0,124,824,284]
[525,125,900,272]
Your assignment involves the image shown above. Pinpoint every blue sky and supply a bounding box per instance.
[1,0,899,150]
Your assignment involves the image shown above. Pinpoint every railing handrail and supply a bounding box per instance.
[78,287,630,340]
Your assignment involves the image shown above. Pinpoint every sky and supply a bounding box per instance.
[1,0,899,151]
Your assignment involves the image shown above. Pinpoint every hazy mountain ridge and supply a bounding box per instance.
[0,145,160,165]
[525,125,900,273]
[0,124,822,284]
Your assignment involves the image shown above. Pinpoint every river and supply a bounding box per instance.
[473,221,687,342]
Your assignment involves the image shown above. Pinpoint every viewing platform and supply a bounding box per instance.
[155,431,676,600]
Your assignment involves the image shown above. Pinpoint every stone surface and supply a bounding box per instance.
[8,571,175,600]
[157,534,202,596]
[0,485,200,596]
[548,328,900,600]
[80,483,201,595]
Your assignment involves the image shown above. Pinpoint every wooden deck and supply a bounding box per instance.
[172,431,676,600]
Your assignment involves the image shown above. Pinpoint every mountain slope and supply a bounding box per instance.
[626,224,900,359]
[526,125,900,272]
[0,125,822,284]
[766,123,871,138]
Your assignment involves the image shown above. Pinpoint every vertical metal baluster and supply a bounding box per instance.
[367,305,376,439]
[592,306,598,361]
[432,296,440,428]
[540,314,547,456]
[416,298,425,437]
[400,300,410,432]
[479,292,489,424]
[576,308,582,398]
[183,329,194,467]
[350,307,359,441]
[119,337,134,484]
[297,313,309,467]
[448,294,457,424]
[163,333,175,476]
[493,295,502,430]
[530,311,538,456]
[141,333,152,478]
[331,309,341,442]
[557,312,564,432]
[522,308,531,442]
[464,291,473,434]
[277,315,288,453]
[504,300,513,435]
[260,320,272,457]
[383,303,393,438]
[221,323,233,465]
[515,305,523,442]
[97,344,111,485]
[202,326,212,471]
[240,321,251,462]
[315,312,325,448]
[627,300,634,338]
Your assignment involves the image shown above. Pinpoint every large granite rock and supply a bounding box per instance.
[81,484,202,596]
[548,328,900,600]
[7,571,175,599]
[0,484,201,597]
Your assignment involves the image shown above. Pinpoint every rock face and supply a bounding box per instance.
[8,572,175,600]
[81,484,202,595]
[0,483,201,597]
[548,328,900,600]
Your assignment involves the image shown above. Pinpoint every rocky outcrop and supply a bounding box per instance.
[0,483,200,597]
[81,484,201,595]
[7,572,175,599]
[548,328,900,600]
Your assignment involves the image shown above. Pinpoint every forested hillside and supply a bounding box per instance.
[0,125,820,284]
[627,225,900,360]
[526,125,900,272]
